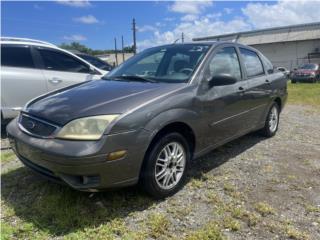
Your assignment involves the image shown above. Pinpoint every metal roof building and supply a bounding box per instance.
[194,22,320,70]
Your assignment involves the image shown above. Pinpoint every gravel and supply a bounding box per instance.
[1,104,320,239]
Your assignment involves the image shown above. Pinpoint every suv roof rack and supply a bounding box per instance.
[0,37,56,47]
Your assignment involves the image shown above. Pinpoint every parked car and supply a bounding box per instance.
[291,63,320,83]
[70,50,113,73]
[7,42,287,198]
[277,67,290,78]
[1,37,105,123]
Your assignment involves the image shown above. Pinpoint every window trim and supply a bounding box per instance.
[204,45,243,82]
[36,47,91,74]
[239,47,266,79]
[1,44,36,69]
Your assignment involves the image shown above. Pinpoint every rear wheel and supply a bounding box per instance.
[260,103,280,137]
[141,132,190,199]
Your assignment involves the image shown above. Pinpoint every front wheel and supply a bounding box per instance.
[260,103,280,137]
[141,132,190,199]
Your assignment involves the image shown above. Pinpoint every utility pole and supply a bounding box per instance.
[121,35,125,62]
[181,32,184,43]
[132,18,137,55]
[114,37,118,66]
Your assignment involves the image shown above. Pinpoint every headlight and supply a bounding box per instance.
[56,115,119,140]
[310,72,316,77]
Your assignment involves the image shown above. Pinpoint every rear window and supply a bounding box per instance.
[1,45,35,68]
[240,48,264,77]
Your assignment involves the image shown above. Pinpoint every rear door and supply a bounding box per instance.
[1,44,47,119]
[238,47,270,127]
[34,47,101,91]
[198,45,250,146]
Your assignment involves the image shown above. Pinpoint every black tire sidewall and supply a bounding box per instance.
[141,132,190,199]
[264,103,280,137]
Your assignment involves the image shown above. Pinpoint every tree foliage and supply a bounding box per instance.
[59,42,134,55]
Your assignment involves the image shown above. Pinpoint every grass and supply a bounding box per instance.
[185,221,225,240]
[287,82,320,106]
[1,151,16,164]
[254,202,275,217]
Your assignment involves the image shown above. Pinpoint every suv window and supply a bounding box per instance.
[240,48,264,77]
[207,47,242,80]
[1,45,35,68]
[38,49,90,73]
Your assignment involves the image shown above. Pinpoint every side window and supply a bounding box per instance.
[240,48,264,77]
[260,54,274,74]
[1,45,35,68]
[38,49,90,73]
[207,47,242,80]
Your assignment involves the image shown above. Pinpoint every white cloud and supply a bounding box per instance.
[138,25,158,33]
[73,15,99,24]
[181,14,198,22]
[169,1,213,15]
[63,34,87,41]
[223,8,233,14]
[138,17,250,50]
[242,0,320,29]
[138,0,320,51]
[56,0,91,8]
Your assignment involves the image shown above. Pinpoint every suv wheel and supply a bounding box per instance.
[141,132,190,199]
[260,103,280,137]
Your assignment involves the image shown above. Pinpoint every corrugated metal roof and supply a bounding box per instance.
[193,22,320,45]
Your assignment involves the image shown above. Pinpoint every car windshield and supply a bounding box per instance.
[78,54,112,71]
[300,64,317,70]
[104,44,211,83]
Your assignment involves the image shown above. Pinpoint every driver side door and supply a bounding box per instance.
[198,46,250,146]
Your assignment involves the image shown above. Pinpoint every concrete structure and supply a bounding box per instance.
[193,22,320,70]
[96,52,134,67]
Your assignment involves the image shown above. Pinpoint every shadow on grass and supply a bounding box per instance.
[1,132,264,236]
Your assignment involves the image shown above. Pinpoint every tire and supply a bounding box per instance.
[260,103,280,138]
[141,132,190,199]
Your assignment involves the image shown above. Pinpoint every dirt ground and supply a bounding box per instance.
[1,104,320,239]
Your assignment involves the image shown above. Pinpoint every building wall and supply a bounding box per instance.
[250,39,320,70]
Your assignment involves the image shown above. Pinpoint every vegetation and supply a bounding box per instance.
[59,42,134,55]
[287,82,320,106]
[1,151,15,164]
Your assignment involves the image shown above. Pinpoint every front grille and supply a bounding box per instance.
[19,114,58,137]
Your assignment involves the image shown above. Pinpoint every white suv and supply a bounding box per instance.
[1,37,108,122]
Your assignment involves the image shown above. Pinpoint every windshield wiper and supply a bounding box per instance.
[105,75,157,83]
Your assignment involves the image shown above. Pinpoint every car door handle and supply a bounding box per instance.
[265,79,271,84]
[49,78,62,84]
[238,86,245,91]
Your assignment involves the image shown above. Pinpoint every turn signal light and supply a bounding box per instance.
[107,150,127,161]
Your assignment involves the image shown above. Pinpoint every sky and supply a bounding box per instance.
[2,0,320,51]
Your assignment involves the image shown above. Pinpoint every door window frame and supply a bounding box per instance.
[34,46,92,74]
[238,47,266,79]
[200,43,244,84]
[1,44,38,70]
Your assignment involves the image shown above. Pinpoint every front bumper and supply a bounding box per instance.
[7,118,150,191]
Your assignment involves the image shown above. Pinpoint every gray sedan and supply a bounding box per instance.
[7,42,287,198]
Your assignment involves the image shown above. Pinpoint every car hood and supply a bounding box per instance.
[25,79,183,125]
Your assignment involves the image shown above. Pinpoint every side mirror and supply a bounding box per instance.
[208,74,237,87]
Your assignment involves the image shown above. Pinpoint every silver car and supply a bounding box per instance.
[1,37,107,123]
